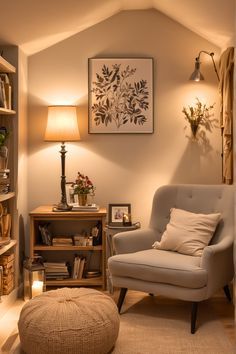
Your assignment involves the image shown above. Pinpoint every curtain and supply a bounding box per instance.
[219,47,234,184]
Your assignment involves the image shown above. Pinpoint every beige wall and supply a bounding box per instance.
[28,9,221,227]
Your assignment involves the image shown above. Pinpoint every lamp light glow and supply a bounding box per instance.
[45,106,80,142]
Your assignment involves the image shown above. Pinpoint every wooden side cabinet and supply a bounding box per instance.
[29,206,107,290]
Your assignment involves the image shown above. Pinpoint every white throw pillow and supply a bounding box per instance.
[152,208,221,256]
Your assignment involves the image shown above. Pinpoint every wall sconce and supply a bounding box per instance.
[189,51,219,82]
[44,106,80,211]
[23,257,46,300]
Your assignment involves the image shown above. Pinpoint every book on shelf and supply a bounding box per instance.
[45,266,68,273]
[78,258,85,279]
[72,256,80,279]
[46,275,70,280]
[69,203,99,212]
[73,234,88,246]
[44,261,69,279]
[72,256,86,279]
[0,74,12,110]
[52,236,73,246]
[44,261,66,267]
[0,80,6,108]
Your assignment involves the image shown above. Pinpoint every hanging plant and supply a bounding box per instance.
[182,98,215,138]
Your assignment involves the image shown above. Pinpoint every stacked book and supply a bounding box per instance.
[0,169,10,194]
[72,256,86,279]
[52,237,73,247]
[73,234,92,246]
[44,262,69,280]
[70,203,99,212]
[0,251,14,295]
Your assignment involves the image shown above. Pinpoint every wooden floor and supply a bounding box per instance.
[0,288,235,352]
[110,288,236,345]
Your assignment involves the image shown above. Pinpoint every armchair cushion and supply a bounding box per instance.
[152,208,221,256]
[108,249,207,289]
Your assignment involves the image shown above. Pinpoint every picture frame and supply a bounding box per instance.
[65,182,75,205]
[88,57,153,134]
[108,203,131,226]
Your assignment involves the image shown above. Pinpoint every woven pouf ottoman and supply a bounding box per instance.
[18,287,120,354]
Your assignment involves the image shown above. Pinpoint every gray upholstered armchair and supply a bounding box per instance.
[108,185,234,333]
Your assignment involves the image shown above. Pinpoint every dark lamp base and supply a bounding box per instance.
[52,202,72,212]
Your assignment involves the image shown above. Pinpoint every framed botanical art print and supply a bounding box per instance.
[88,57,153,134]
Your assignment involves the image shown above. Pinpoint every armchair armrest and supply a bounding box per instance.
[113,228,158,254]
[201,236,234,297]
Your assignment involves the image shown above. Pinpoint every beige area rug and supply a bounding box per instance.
[112,296,236,354]
[2,296,235,354]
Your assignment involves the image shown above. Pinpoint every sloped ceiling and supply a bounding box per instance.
[0,0,234,55]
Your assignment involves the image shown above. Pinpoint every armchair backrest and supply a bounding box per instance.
[149,184,234,244]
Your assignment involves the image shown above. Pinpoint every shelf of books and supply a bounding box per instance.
[30,206,107,290]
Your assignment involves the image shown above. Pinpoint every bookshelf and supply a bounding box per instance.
[29,206,107,289]
[0,53,17,300]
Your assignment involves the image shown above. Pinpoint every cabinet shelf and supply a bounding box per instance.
[34,244,102,251]
[0,192,15,202]
[46,276,103,287]
[0,56,16,73]
[0,107,16,115]
[0,239,17,256]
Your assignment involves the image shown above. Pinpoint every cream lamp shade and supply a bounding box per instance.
[45,106,80,142]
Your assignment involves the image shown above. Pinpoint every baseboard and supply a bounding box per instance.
[0,283,23,318]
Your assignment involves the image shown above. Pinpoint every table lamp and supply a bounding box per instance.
[44,106,80,211]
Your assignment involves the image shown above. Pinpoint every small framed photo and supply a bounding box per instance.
[108,203,131,226]
[65,182,75,204]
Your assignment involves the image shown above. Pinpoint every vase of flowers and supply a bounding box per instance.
[73,172,95,206]
[182,98,215,138]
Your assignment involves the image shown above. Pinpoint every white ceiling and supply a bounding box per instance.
[0,0,234,55]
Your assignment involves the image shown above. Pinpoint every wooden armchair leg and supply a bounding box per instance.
[191,302,198,334]
[223,285,232,302]
[117,288,128,313]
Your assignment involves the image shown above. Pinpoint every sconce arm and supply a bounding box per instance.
[196,51,219,82]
